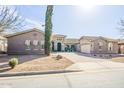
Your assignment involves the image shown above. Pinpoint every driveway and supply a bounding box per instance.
[54,52,124,72]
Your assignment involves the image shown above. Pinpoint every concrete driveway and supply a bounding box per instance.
[54,52,124,72]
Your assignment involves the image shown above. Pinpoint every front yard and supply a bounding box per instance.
[0,55,73,73]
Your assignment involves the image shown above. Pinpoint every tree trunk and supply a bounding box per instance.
[44,5,54,56]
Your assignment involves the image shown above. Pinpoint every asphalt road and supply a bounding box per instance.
[0,69,124,88]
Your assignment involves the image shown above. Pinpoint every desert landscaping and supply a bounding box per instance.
[111,57,124,62]
[0,55,73,73]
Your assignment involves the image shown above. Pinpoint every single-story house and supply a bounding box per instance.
[6,28,45,55]
[79,36,118,54]
[6,28,80,54]
[5,28,119,55]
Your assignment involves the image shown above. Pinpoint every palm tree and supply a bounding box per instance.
[44,5,54,56]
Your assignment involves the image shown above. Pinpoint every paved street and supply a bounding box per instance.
[0,53,124,88]
[0,69,124,88]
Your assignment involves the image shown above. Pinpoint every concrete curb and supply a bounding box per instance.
[0,70,82,77]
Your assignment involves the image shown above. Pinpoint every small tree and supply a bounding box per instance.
[44,5,54,56]
[9,58,18,69]
[0,6,25,34]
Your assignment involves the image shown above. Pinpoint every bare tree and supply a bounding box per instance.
[118,19,124,37]
[0,6,25,34]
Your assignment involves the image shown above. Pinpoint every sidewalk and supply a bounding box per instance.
[0,69,124,88]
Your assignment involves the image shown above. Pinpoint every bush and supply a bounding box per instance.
[56,55,63,60]
[9,58,18,69]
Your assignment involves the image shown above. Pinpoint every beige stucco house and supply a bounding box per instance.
[51,34,79,52]
[5,28,119,55]
[79,36,118,54]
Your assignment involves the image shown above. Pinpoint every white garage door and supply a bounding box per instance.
[81,44,91,53]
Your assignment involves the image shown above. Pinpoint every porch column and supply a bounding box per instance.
[54,42,57,51]
[62,43,65,51]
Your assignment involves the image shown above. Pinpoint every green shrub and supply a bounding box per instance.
[9,58,18,69]
[56,55,63,60]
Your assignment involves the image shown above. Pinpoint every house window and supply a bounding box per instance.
[98,42,103,50]
[25,40,31,46]
[108,43,113,51]
[33,40,38,46]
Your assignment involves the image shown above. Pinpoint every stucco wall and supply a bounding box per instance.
[119,44,124,54]
[7,30,44,55]
[91,39,108,54]
[80,38,118,54]
[107,42,118,54]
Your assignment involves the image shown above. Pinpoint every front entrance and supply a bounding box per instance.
[57,42,61,51]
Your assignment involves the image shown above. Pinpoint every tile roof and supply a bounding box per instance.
[64,38,79,44]
[52,34,66,37]
[80,36,117,42]
[5,28,44,38]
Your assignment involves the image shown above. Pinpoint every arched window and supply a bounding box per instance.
[25,40,31,46]
[98,42,103,49]
[108,43,113,51]
[33,40,38,46]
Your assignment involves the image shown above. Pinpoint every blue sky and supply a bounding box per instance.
[15,5,124,39]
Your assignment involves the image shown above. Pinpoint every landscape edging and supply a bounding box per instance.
[0,70,82,77]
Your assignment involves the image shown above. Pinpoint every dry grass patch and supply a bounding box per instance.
[7,55,73,72]
[111,57,124,63]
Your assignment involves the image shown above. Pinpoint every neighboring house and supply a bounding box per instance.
[6,28,79,54]
[5,28,119,55]
[0,36,7,53]
[79,36,118,54]
[6,28,45,55]
[118,39,124,54]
